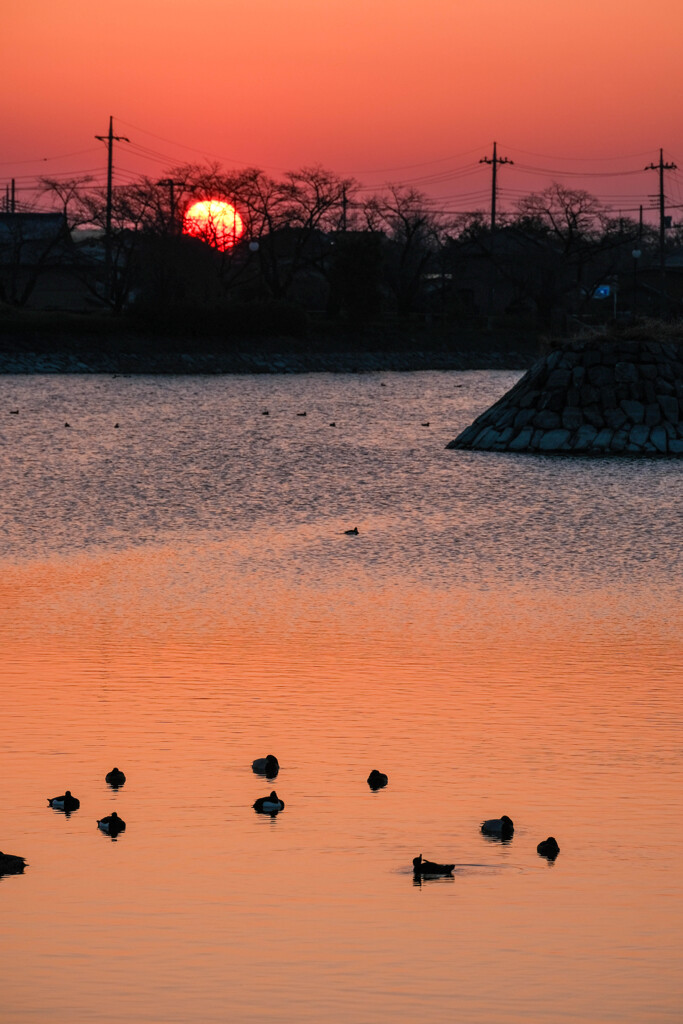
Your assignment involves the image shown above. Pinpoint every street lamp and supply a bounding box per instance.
[632,248,641,318]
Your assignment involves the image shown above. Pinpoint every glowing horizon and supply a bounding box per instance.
[2,0,683,226]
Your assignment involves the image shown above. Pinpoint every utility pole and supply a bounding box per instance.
[95,116,129,303]
[645,148,677,318]
[341,185,348,232]
[10,178,16,213]
[157,179,185,234]
[479,142,513,326]
[632,204,643,318]
[480,141,513,234]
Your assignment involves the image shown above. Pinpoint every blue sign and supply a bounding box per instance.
[594,285,611,299]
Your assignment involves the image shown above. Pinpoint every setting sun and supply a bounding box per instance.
[183,199,244,251]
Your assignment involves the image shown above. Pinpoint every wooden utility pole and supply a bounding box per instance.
[341,185,348,232]
[479,142,513,325]
[480,141,513,234]
[157,179,185,234]
[95,116,129,303]
[645,148,677,317]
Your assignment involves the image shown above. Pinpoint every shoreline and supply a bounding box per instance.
[0,327,540,375]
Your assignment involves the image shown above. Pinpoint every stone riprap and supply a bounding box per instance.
[447,336,683,456]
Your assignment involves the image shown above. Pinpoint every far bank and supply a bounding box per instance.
[0,311,540,374]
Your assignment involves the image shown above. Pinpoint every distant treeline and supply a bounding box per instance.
[1,164,681,329]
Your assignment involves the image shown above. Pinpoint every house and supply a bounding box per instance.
[0,212,98,309]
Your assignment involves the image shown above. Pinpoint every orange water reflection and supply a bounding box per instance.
[1,542,681,1023]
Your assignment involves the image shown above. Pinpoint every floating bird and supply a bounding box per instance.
[329,422,336,427]
[413,854,454,876]
[253,791,285,814]
[296,412,307,417]
[421,422,430,427]
[105,767,126,788]
[367,770,388,790]
[64,422,70,428]
[9,410,18,415]
[481,815,514,838]
[252,754,279,777]
[344,527,359,536]
[48,791,80,813]
[262,410,269,415]
[0,852,26,875]
[537,837,560,860]
[97,812,126,836]
[114,423,119,428]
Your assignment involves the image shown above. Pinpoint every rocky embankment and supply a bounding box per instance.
[448,335,683,456]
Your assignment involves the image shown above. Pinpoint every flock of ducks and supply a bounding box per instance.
[45,770,128,838]
[251,756,560,877]
[414,815,560,878]
[0,760,560,879]
[0,768,129,875]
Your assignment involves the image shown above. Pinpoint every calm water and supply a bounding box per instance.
[0,371,681,1024]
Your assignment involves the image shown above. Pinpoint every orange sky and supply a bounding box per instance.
[3,0,683,220]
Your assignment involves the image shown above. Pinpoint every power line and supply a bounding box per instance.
[0,148,102,167]
[498,143,655,163]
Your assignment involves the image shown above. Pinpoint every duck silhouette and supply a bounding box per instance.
[344,527,359,536]
[537,837,560,860]
[252,754,279,777]
[367,770,388,790]
[48,791,80,813]
[480,815,514,838]
[413,854,454,876]
[253,791,285,814]
[97,811,126,836]
[105,767,126,788]
[0,851,26,875]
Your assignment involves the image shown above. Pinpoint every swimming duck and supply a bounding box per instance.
[97,812,126,835]
[344,527,359,535]
[413,854,454,876]
[105,767,126,787]
[480,815,514,838]
[367,770,388,790]
[253,791,285,814]
[48,791,80,813]
[0,852,26,875]
[252,755,279,777]
[537,837,560,859]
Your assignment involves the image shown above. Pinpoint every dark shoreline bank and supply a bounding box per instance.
[0,324,540,374]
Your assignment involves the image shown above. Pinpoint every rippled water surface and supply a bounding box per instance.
[0,371,681,1023]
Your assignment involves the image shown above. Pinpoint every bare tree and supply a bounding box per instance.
[362,185,442,316]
